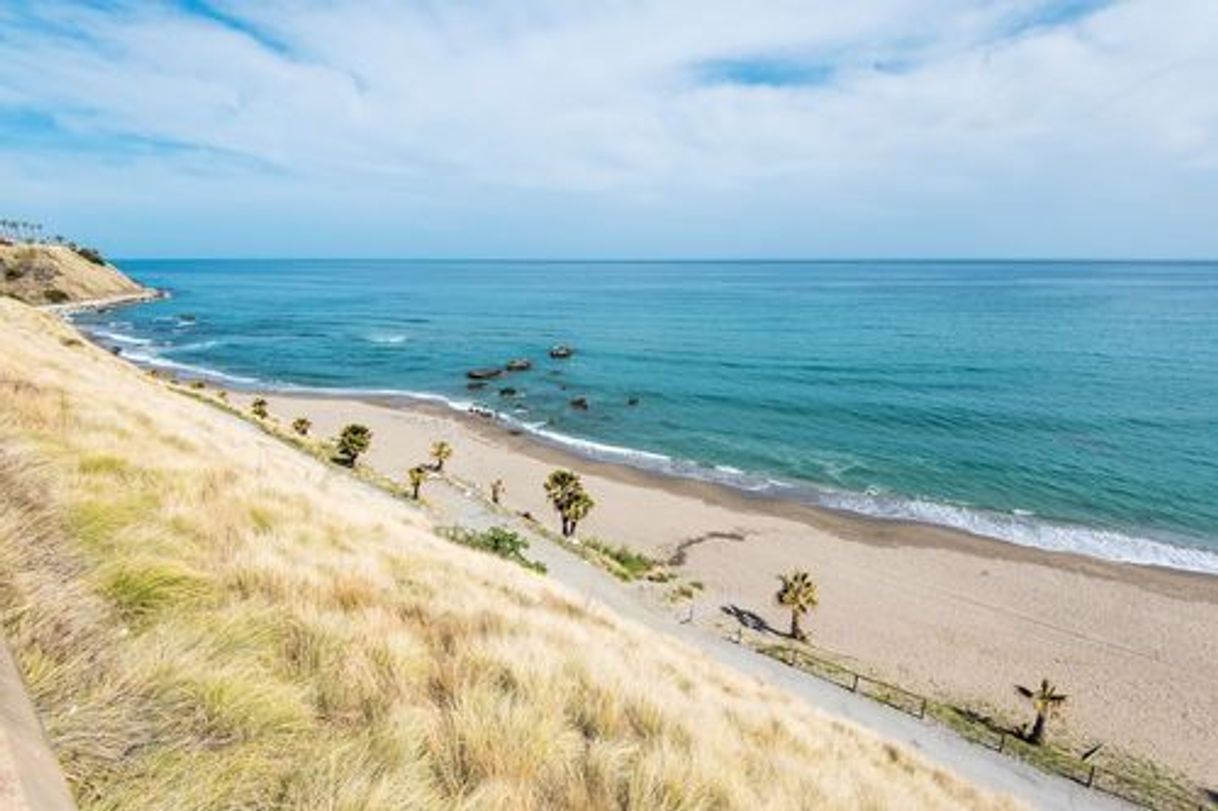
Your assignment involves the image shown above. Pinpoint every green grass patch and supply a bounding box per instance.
[68,492,160,552]
[78,453,132,477]
[582,539,661,581]
[99,558,215,621]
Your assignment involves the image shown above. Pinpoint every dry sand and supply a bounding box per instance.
[235,389,1218,785]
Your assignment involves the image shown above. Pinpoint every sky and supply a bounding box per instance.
[1,0,1216,259]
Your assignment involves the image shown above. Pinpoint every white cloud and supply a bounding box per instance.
[0,0,1215,256]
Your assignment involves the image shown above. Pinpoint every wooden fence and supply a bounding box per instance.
[738,635,1212,811]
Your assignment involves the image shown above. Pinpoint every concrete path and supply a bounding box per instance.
[0,644,76,810]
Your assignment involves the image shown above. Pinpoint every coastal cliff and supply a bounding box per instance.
[0,243,149,306]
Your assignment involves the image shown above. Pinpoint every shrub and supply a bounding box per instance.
[437,526,546,573]
[74,245,107,265]
[251,398,269,419]
[333,424,372,467]
[44,289,70,304]
[291,417,311,437]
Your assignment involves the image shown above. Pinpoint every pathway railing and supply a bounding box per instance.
[735,634,1212,811]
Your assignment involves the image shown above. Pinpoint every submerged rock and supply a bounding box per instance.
[570,396,589,411]
[499,387,518,397]
[467,367,503,380]
[466,381,488,390]
[549,344,574,359]
[505,358,532,372]
[627,396,640,406]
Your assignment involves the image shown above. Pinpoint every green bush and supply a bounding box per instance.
[437,526,546,573]
[44,288,70,304]
[74,245,107,265]
[333,423,372,467]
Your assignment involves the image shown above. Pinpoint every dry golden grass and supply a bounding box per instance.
[0,244,146,305]
[0,299,1018,810]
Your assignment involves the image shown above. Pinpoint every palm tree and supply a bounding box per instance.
[543,469,594,537]
[292,417,311,436]
[775,570,818,642]
[560,490,595,537]
[430,440,453,472]
[334,424,372,467]
[407,466,427,499]
[490,478,505,505]
[1015,678,1067,745]
[251,398,269,419]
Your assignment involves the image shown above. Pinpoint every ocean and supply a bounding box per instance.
[73,259,1218,573]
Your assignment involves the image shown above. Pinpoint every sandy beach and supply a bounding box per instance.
[232,389,1218,785]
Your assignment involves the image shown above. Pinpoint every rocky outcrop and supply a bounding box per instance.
[549,344,574,359]
[466,368,503,380]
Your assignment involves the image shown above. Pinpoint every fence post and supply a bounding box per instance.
[997,733,1005,754]
[1085,765,1095,788]
[917,697,927,719]
[850,673,859,692]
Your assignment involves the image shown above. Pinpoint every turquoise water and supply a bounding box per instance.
[75,260,1218,573]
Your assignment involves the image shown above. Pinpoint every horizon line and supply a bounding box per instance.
[112,256,1218,264]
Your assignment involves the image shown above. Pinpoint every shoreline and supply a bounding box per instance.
[247,383,1218,582]
[43,287,165,316]
[227,386,1218,783]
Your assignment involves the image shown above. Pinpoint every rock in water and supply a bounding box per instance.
[467,368,503,380]
[549,344,574,359]
[505,358,532,371]
[570,396,589,411]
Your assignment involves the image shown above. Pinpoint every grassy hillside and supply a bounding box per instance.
[0,244,147,305]
[0,298,1015,810]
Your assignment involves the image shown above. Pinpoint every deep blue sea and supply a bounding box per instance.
[75,260,1218,573]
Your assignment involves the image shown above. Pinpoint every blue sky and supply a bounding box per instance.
[1,0,1215,258]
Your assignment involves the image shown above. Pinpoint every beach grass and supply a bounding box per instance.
[0,298,1017,810]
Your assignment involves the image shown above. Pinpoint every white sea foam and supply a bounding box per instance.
[812,490,1218,575]
[119,349,260,385]
[363,333,408,345]
[89,328,152,346]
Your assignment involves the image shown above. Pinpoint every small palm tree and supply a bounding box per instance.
[334,424,372,467]
[292,417,311,436]
[490,478,505,505]
[1015,678,1067,745]
[251,398,269,419]
[560,490,595,537]
[775,570,818,641]
[544,469,594,536]
[544,469,581,533]
[407,466,427,499]
[430,440,453,472]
